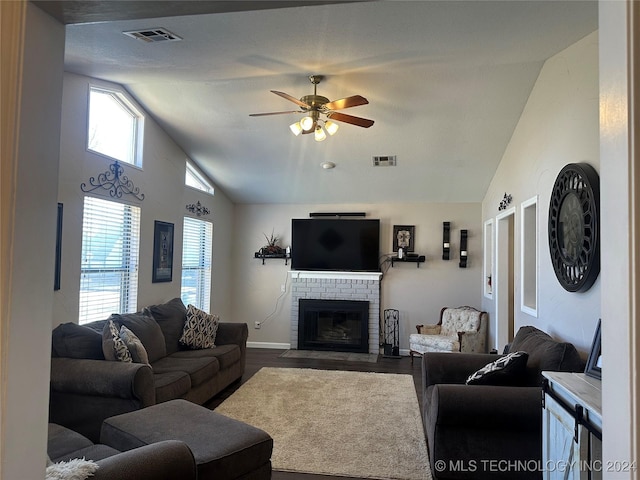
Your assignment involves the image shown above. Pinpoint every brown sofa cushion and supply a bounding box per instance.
[510,326,584,386]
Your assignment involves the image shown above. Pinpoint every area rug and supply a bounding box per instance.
[215,367,431,480]
[279,349,379,363]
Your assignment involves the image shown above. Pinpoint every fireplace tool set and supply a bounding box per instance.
[382,309,401,358]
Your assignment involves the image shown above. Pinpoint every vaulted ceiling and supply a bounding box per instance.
[39,1,598,204]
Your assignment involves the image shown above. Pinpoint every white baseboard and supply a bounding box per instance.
[247,341,291,350]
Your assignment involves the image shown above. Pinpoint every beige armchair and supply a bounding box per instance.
[409,306,488,363]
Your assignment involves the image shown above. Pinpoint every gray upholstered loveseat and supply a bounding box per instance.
[422,325,584,480]
[49,297,248,442]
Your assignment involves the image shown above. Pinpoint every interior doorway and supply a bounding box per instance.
[495,207,516,352]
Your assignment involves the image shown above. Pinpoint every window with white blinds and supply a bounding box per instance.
[79,196,140,324]
[181,217,213,311]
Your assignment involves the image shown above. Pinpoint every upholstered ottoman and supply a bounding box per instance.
[100,399,273,480]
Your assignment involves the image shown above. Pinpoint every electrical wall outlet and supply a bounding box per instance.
[254,321,261,329]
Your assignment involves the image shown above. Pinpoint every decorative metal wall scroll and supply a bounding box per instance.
[498,193,512,211]
[80,161,145,201]
[186,201,211,217]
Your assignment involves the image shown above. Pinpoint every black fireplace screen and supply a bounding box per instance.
[298,299,369,353]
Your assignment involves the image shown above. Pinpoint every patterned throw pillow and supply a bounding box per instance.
[179,305,219,349]
[107,319,132,363]
[119,325,150,365]
[465,351,528,386]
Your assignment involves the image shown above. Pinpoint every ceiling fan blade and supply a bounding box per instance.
[328,112,374,128]
[249,110,300,117]
[324,95,369,111]
[271,90,310,108]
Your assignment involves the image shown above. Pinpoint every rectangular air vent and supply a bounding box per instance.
[372,155,397,166]
[123,28,182,43]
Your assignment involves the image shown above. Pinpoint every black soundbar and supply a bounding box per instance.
[309,212,366,217]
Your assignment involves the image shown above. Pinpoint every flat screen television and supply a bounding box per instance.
[291,218,380,272]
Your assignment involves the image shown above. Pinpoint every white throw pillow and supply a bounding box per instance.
[46,458,99,480]
[179,304,219,349]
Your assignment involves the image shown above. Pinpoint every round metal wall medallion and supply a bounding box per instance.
[548,163,600,292]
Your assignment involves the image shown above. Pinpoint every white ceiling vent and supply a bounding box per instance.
[372,155,397,167]
[123,28,182,43]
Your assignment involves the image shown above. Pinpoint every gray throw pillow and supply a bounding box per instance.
[119,325,150,365]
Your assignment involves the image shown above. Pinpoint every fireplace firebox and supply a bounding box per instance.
[298,299,369,353]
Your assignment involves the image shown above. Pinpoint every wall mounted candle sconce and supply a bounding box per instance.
[459,229,468,268]
[442,222,451,260]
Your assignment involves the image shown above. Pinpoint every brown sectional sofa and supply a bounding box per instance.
[49,297,248,442]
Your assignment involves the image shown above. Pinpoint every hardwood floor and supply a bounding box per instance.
[206,348,425,480]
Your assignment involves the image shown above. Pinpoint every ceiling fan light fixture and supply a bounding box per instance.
[300,115,315,132]
[314,125,327,142]
[324,120,339,136]
[289,122,303,136]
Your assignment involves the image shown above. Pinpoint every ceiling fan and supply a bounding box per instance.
[249,75,374,141]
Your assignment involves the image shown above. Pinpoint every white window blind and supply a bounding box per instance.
[79,196,140,324]
[181,217,213,311]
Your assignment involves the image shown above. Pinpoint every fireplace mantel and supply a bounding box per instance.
[289,271,383,281]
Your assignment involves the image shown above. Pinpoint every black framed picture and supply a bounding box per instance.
[393,225,415,252]
[54,203,63,290]
[584,319,601,380]
[152,221,174,283]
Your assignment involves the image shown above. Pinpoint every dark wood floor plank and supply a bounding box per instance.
[207,348,424,480]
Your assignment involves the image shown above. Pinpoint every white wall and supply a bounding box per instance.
[481,31,600,354]
[599,0,636,475]
[54,73,235,326]
[1,3,65,478]
[232,202,482,352]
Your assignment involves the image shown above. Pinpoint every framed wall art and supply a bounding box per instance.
[152,221,174,283]
[584,319,602,380]
[393,225,415,252]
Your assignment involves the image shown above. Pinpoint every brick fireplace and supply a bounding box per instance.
[290,271,382,354]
